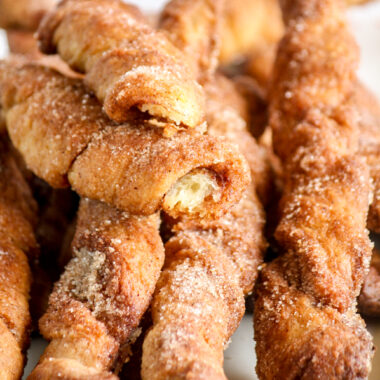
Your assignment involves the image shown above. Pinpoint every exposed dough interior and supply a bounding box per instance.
[164,168,221,213]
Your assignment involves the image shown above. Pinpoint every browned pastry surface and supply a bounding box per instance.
[29,198,164,379]
[37,0,205,134]
[254,0,374,378]
[0,0,57,31]
[0,137,38,380]
[0,62,250,220]
[359,249,380,316]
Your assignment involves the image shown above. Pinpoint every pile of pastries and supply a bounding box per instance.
[0,0,379,379]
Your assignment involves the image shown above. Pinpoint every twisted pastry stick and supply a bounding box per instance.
[37,0,205,134]
[0,62,249,220]
[142,71,266,379]
[142,182,265,380]
[254,0,374,378]
[29,198,164,379]
[0,137,38,379]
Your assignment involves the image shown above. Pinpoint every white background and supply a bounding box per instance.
[1,0,380,378]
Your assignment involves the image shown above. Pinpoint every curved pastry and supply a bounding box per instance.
[37,0,205,134]
[254,0,374,378]
[0,137,38,380]
[0,62,250,220]
[29,198,164,379]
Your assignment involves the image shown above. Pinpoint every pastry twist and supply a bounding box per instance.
[29,199,164,379]
[254,0,374,378]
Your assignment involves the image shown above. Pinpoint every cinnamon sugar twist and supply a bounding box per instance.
[254,0,374,378]
[37,0,206,134]
[29,199,164,379]
[0,137,38,379]
[141,28,266,380]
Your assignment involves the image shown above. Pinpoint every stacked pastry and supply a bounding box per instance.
[0,0,269,378]
[0,0,379,379]
[254,0,376,379]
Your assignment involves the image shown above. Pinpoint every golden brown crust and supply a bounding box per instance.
[29,199,164,379]
[254,0,374,378]
[0,0,57,31]
[159,0,224,82]
[1,62,249,220]
[37,0,205,133]
[359,249,380,317]
[0,138,38,379]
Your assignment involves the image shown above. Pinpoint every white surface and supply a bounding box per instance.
[0,0,378,379]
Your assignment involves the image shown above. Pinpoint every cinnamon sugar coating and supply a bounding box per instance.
[0,62,250,220]
[37,0,205,133]
[254,0,374,378]
[0,138,38,379]
[29,199,164,379]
